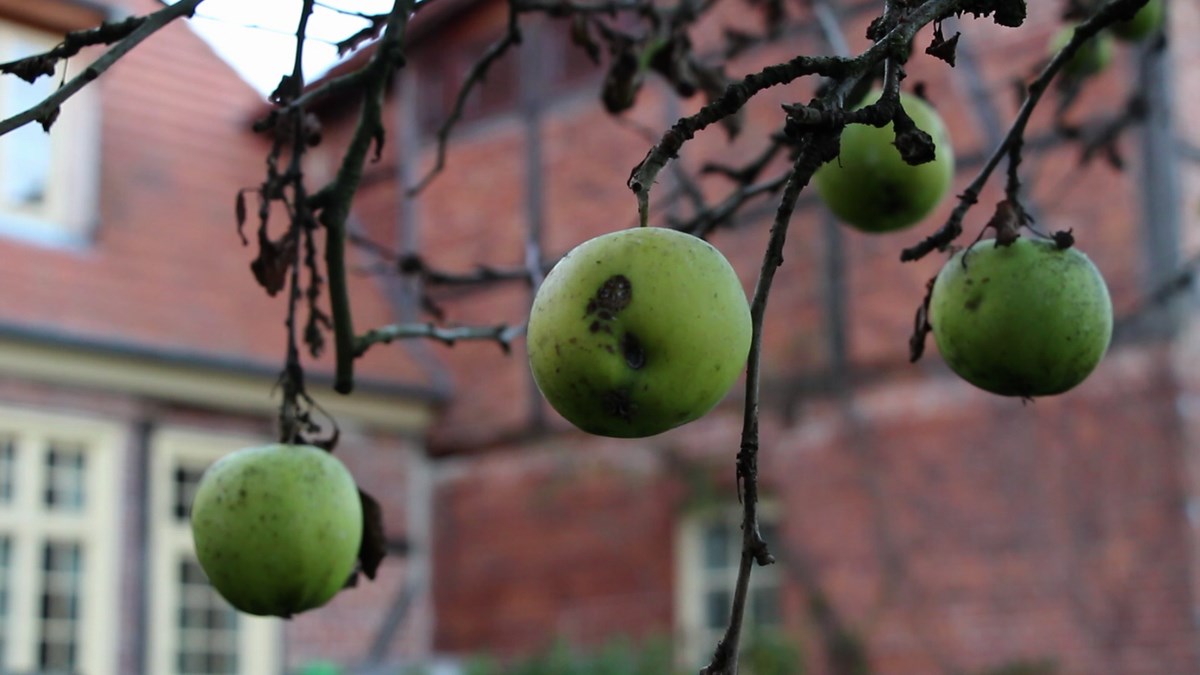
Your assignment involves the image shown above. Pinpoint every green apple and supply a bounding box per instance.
[814,91,955,233]
[1051,25,1114,78]
[929,238,1113,398]
[1111,0,1164,41]
[527,227,751,438]
[191,444,363,617]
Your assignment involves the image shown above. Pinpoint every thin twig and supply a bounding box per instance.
[408,1,523,195]
[355,322,526,354]
[626,0,963,227]
[702,129,842,675]
[900,0,1151,262]
[276,0,319,444]
[675,173,789,237]
[0,0,205,137]
[0,16,145,77]
[512,0,652,13]
[318,1,412,394]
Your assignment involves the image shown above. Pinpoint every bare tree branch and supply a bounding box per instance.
[408,2,523,195]
[701,127,842,675]
[627,0,961,227]
[0,0,206,137]
[900,0,1151,262]
[315,1,413,394]
[355,322,526,354]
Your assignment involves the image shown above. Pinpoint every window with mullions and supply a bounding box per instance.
[678,507,784,668]
[0,407,121,675]
[0,435,14,503]
[174,467,240,675]
[177,559,240,675]
[44,443,87,511]
[173,465,206,522]
[39,541,82,671]
[148,428,281,675]
[0,536,10,662]
[0,18,99,247]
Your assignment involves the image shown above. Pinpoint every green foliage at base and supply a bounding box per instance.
[972,659,1058,675]
[463,633,803,675]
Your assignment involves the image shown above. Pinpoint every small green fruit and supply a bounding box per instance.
[1051,25,1114,78]
[1111,0,1164,41]
[814,91,955,233]
[930,238,1113,398]
[527,227,751,438]
[191,444,363,617]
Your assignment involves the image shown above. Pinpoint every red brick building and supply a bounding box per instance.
[2,0,1200,674]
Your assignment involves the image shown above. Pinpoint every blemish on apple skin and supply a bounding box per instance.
[603,389,636,421]
[586,275,633,317]
[622,332,645,370]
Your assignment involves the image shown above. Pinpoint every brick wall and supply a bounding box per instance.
[430,344,1199,674]
[319,0,1200,673]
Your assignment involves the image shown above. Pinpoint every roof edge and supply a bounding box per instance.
[0,322,450,434]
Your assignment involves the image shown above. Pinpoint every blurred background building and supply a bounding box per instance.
[1,0,1199,674]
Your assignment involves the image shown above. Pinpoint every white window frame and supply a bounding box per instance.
[0,404,123,675]
[676,503,783,668]
[147,427,282,675]
[0,16,100,248]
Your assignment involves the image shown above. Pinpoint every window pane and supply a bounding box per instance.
[759,522,779,549]
[0,41,52,209]
[174,465,207,522]
[39,541,82,672]
[703,521,731,570]
[44,442,87,511]
[0,536,10,661]
[0,434,14,504]
[705,589,730,630]
[178,558,240,675]
[751,585,781,627]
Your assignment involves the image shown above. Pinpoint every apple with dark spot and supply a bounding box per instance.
[527,227,751,437]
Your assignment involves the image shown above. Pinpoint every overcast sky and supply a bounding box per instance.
[185,0,397,94]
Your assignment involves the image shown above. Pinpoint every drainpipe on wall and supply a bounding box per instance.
[129,415,155,675]
[1136,34,1185,336]
[520,17,548,429]
[381,67,456,395]
[405,443,436,661]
